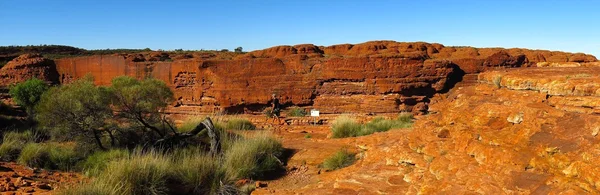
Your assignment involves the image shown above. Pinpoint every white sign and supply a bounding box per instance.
[310,109,320,117]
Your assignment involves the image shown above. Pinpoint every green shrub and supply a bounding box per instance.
[304,134,312,139]
[225,118,255,130]
[224,134,283,179]
[286,107,306,117]
[78,149,130,176]
[322,149,356,171]
[17,143,50,168]
[331,116,363,138]
[0,130,35,161]
[9,78,48,116]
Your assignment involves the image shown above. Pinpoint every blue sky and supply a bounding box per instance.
[1,0,598,57]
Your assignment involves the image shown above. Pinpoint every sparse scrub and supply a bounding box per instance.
[304,134,312,139]
[322,148,356,171]
[61,133,283,194]
[226,118,256,130]
[286,107,307,117]
[0,130,35,161]
[224,134,283,179]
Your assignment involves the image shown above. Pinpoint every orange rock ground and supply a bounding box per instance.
[0,162,81,194]
[247,67,600,194]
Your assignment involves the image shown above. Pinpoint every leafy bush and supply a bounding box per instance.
[0,131,35,161]
[225,118,255,130]
[330,116,363,138]
[9,78,48,116]
[286,107,307,117]
[78,149,130,176]
[224,134,283,179]
[36,77,113,150]
[322,149,356,171]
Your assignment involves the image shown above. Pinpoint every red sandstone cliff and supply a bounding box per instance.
[0,41,596,114]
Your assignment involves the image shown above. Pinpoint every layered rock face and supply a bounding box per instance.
[0,41,596,114]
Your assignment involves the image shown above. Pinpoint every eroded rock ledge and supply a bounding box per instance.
[0,41,597,114]
[480,67,600,114]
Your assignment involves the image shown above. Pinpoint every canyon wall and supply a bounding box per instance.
[0,41,597,114]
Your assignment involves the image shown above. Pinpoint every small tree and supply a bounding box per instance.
[9,78,48,119]
[108,76,174,138]
[36,77,113,150]
[234,47,243,53]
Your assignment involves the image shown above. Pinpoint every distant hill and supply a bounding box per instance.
[0,45,152,68]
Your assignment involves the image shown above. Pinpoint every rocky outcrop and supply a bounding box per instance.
[0,54,59,86]
[0,41,596,114]
[480,67,600,114]
[261,74,600,194]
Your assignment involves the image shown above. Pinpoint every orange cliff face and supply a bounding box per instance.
[0,41,597,114]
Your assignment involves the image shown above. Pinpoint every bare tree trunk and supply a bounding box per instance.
[93,130,107,150]
[202,118,220,156]
[106,130,116,147]
[153,117,220,155]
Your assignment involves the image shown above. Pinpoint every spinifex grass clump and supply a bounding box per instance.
[322,148,356,171]
[77,149,130,176]
[224,134,283,179]
[330,116,363,138]
[286,107,307,117]
[331,113,414,138]
[225,118,256,130]
[17,142,80,171]
[0,130,35,161]
[60,133,284,195]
